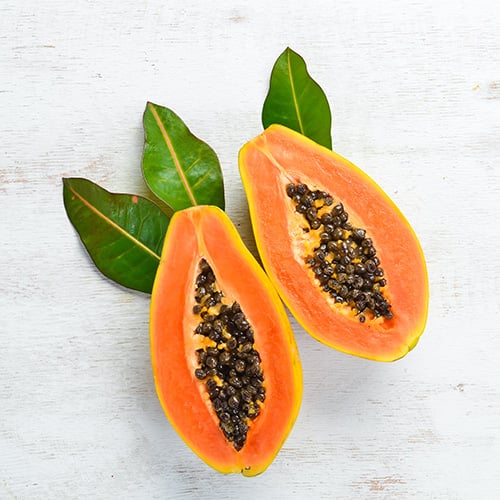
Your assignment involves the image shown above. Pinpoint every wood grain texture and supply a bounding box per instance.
[1,0,499,498]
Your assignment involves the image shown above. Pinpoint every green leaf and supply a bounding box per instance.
[63,177,169,294]
[262,47,332,149]
[142,102,225,212]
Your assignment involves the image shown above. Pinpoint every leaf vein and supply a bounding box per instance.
[184,157,202,175]
[190,170,212,190]
[287,49,304,134]
[67,183,160,261]
[148,102,198,206]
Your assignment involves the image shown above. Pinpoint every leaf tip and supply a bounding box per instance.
[62,177,74,189]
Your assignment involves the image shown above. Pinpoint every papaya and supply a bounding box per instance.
[150,205,302,475]
[239,125,428,362]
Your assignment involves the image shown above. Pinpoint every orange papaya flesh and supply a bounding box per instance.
[150,205,302,476]
[239,125,428,362]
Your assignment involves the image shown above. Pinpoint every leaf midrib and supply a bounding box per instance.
[148,102,198,207]
[67,181,160,261]
[287,49,304,135]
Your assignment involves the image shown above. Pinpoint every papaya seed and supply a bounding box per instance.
[192,258,267,451]
[285,182,393,321]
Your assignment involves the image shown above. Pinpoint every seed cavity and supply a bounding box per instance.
[286,182,393,321]
[193,259,265,451]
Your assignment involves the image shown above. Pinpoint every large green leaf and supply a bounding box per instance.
[262,47,332,149]
[63,177,169,293]
[142,102,225,212]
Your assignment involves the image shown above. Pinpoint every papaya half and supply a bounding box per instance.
[239,125,428,362]
[150,205,302,475]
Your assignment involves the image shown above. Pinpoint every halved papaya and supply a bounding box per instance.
[239,125,428,362]
[150,205,302,475]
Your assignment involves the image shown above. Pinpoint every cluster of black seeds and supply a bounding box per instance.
[286,183,393,322]
[192,259,266,451]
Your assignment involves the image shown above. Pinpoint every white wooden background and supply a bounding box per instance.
[1,1,499,498]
